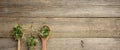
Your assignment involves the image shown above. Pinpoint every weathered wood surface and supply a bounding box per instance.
[0,0,120,17]
[0,0,120,50]
[0,18,120,38]
[0,38,120,50]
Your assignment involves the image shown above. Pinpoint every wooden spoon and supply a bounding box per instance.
[41,36,49,50]
[39,25,50,50]
[12,25,23,50]
[18,39,21,50]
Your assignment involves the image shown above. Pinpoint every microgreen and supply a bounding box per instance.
[39,25,50,38]
[26,35,37,50]
[12,25,23,40]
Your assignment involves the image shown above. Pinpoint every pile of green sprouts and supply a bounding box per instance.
[12,25,23,40]
[39,25,50,38]
[26,25,37,50]
[26,35,37,50]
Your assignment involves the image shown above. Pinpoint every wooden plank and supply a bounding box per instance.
[0,18,120,38]
[0,38,120,50]
[0,0,120,5]
[0,0,120,17]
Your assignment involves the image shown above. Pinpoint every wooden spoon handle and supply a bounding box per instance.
[42,39,47,50]
[18,39,20,50]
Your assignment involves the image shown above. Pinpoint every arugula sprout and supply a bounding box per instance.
[26,35,37,50]
[39,25,50,38]
[12,25,23,40]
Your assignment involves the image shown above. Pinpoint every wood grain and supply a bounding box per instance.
[0,18,120,38]
[0,38,120,50]
[0,0,120,50]
[0,0,120,17]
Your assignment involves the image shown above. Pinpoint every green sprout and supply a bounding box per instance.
[39,25,50,38]
[26,25,37,50]
[26,35,37,50]
[12,25,23,40]
[12,25,23,50]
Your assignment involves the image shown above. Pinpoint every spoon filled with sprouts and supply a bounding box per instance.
[12,25,23,50]
[26,25,37,50]
[39,25,50,50]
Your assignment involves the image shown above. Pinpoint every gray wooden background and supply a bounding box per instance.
[0,0,120,50]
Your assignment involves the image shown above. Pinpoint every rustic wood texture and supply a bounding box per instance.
[0,38,120,50]
[0,0,120,50]
[0,18,120,38]
[0,0,120,17]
